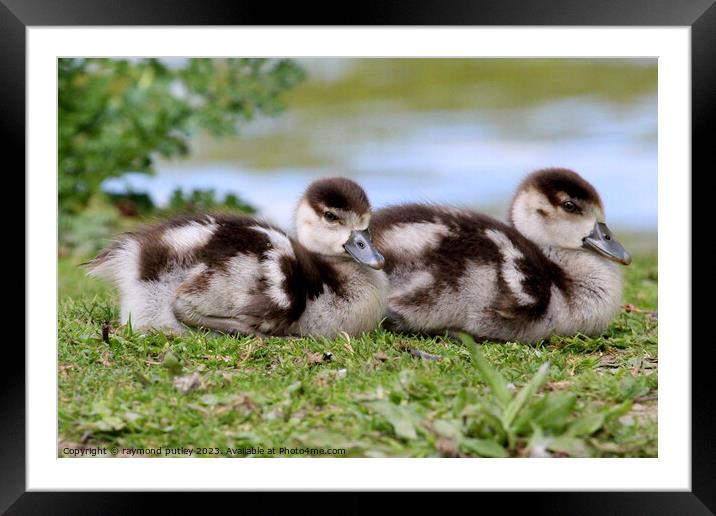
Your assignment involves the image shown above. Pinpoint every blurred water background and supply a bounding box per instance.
[103,58,657,250]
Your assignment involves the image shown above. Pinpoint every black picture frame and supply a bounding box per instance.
[5,0,712,513]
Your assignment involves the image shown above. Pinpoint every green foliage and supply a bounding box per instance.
[463,335,630,455]
[58,197,123,258]
[165,188,257,215]
[106,191,156,216]
[58,58,305,213]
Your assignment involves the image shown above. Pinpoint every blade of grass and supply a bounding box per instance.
[502,361,551,430]
[461,437,509,458]
[566,412,605,437]
[463,335,512,407]
[364,400,418,440]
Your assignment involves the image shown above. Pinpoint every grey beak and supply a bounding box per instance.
[582,222,632,265]
[343,229,385,270]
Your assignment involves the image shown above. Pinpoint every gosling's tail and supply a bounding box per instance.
[81,234,135,283]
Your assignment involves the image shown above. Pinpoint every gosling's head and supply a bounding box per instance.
[509,168,631,265]
[295,177,385,269]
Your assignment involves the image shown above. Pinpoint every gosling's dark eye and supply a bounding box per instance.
[324,211,338,222]
[562,201,577,213]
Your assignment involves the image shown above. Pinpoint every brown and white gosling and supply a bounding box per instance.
[369,168,631,343]
[85,178,387,337]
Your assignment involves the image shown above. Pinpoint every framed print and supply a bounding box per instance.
[5,0,713,512]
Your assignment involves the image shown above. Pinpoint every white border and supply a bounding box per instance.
[28,27,690,490]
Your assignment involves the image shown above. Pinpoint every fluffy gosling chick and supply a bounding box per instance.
[86,178,387,337]
[369,168,631,343]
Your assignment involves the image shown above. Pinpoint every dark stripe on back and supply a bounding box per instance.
[135,215,217,281]
[127,213,271,281]
[139,240,171,281]
[195,215,273,270]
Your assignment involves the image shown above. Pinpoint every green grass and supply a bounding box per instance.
[58,253,657,458]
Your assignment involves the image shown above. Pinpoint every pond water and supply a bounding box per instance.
[104,59,657,240]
